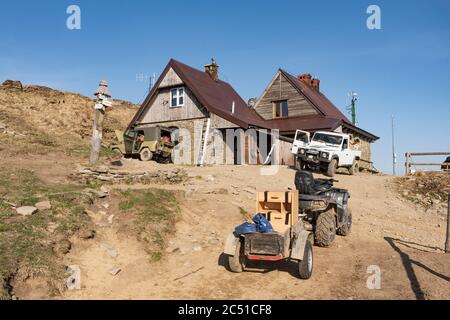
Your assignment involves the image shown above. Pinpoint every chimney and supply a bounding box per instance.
[204,58,219,81]
[311,78,320,91]
[298,73,312,87]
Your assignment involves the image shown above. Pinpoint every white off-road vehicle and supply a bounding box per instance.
[292,130,361,177]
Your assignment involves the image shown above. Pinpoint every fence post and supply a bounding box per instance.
[405,153,411,176]
[446,195,450,253]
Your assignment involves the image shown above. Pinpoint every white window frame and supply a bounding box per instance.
[170,87,185,108]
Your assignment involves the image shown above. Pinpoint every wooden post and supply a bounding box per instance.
[89,80,111,165]
[90,108,105,165]
[405,152,411,176]
[446,194,450,253]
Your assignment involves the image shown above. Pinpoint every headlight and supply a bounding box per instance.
[321,152,329,158]
[300,149,306,155]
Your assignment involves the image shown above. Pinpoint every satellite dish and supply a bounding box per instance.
[247,97,257,108]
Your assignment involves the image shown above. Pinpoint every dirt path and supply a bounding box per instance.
[62,164,450,300]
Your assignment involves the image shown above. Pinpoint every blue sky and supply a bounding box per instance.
[1,0,449,174]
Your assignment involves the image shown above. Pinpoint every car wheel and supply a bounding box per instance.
[139,148,153,161]
[228,240,246,273]
[349,160,359,175]
[298,239,313,279]
[326,159,337,177]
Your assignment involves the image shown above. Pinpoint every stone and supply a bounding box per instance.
[101,203,110,209]
[98,175,113,182]
[100,185,111,194]
[54,239,71,255]
[96,191,107,198]
[107,214,114,224]
[47,222,58,233]
[192,244,203,252]
[35,200,51,211]
[109,267,121,276]
[95,165,110,174]
[16,206,38,216]
[205,175,215,182]
[79,229,96,240]
[243,187,255,194]
[2,80,23,90]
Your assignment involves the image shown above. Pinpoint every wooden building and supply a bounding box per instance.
[127,59,378,167]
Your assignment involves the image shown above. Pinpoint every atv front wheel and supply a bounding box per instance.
[337,208,352,236]
[315,209,336,247]
[326,159,337,177]
[139,148,153,161]
[298,238,313,279]
[228,240,246,273]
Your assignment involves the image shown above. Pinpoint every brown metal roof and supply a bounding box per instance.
[280,69,351,123]
[128,59,378,142]
[129,59,268,131]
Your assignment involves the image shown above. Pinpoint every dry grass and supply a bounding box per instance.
[0,167,93,299]
[117,188,181,262]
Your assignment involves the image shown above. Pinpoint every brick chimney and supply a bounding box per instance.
[204,58,219,81]
[311,78,320,91]
[298,73,312,86]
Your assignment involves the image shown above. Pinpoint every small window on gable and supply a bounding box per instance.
[170,87,185,107]
[273,100,288,119]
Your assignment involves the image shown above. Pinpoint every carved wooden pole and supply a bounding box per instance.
[446,194,450,253]
[90,80,111,165]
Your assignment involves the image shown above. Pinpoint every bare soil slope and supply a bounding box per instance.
[62,163,450,300]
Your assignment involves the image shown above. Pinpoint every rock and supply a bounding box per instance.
[96,191,107,198]
[205,175,215,182]
[100,185,111,194]
[192,244,203,252]
[16,206,38,216]
[54,239,71,255]
[107,215,114,224]
[2,80,23,90]
[95,165,110,174]
[98,175,113,182]
[79,229,96,240]
[109,267,121,276]
[35,200,51,211]
[101,202,110,209]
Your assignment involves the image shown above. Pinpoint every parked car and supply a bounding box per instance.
[292,130,361,177]
[110,126,177,163]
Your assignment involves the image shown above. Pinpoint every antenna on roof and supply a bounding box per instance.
[346,92,358,125]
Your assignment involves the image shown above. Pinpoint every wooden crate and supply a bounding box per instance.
[256,191,299,234]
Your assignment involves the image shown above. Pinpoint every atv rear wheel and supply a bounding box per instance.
[337,208,352,236]
[326,159,337,177]
[298,238,313,279]
[348,160,359,175]
[139,148,153,161]
[315,209,336,247]
[228,240,246,273]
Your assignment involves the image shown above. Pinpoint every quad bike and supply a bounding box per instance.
[295,171,352,247]
[224,191,314,280]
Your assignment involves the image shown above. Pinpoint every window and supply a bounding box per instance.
[170,87,184,107]
[273,100,288,119]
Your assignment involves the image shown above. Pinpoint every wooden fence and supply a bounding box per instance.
[405,152,450,176]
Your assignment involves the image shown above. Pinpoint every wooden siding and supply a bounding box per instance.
[158,67,183,88]
[255,72,319,120]
[210,112,239,129]
[140,86,207,124]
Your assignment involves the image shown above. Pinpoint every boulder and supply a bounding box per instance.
[16,206,38,216]
[35,200,51,211]
[2,80,23,91]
